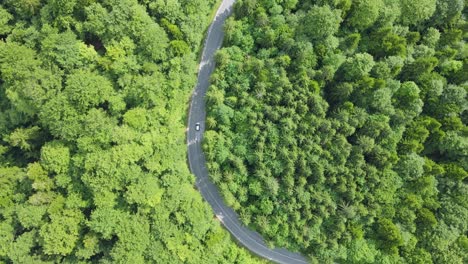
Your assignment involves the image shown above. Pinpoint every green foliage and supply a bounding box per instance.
[123,107,148,131]
[367,27,407,58]
[4,0,42,18]
[0,0,264,263]
[300,5,342,42]
[205,0,467,262]
[431,0,465,26]
[39,205,83,255]
[64,70,113,111]
[40,142,70,175]
[400,0,437,26]
[346,0,382,30]
[339,53,375,81]
[375,218,403,253]
[0,7,12,35]
[347,239,378,263]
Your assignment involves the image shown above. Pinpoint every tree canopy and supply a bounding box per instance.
[205,0,467,262]
[0,0,264,263]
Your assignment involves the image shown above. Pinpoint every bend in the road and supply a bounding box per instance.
[187,1,309,264]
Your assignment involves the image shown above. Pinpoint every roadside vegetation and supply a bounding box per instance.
[0,0,263,263]
[205,0,467,263]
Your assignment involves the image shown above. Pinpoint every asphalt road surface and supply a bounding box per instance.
[187,1,309,263]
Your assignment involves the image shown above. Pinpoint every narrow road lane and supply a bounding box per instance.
[187,1,309,263]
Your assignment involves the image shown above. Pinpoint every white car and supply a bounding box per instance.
[195,122,201,131]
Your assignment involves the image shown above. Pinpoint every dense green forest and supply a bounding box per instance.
[204,0,467,263]
[0,0,264,263]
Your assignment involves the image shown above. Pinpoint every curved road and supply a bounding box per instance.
[187,1,309,263]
